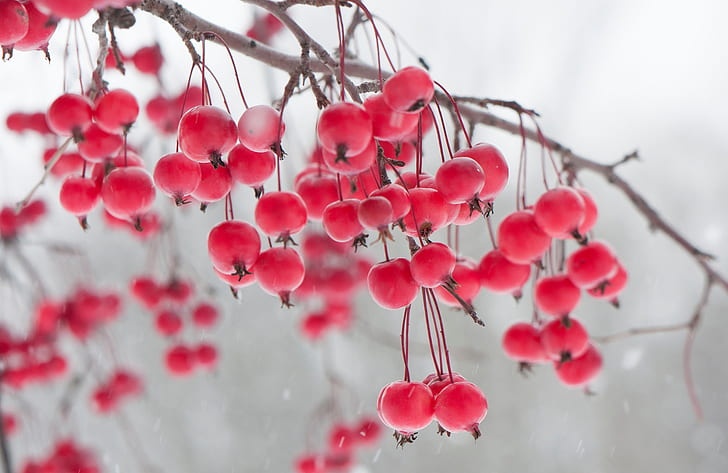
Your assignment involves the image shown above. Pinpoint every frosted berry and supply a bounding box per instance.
[478,249,531,297]
[554,344,602,387]
[434,381,488,439]
[0,1,29,46]
[178,105,237,167]
[207,220,261,278]
[237,104,285,152]
[566,240,618,288]
[502,322,548,364]
[540,317,590,361]
[377,381,435,438]
[46,94,93,140]
[534,186,586,239]
[382,66,434,113]
[316,102,373,159]
[252,247,305,306]
[94,89,140,134]
[100,167,156,229]
[534,274,581,317]
[153,152,202,206]
[254,191,308,243]
[410,242,456,288]
[367,258,419,309]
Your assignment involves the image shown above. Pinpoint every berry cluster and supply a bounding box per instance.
[129,275,221,376]
[377,373,487,445]
[21,439,99,473]
[294,416,381,473]
[91,368,143,414]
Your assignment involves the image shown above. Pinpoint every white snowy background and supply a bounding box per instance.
[0,1,727,472]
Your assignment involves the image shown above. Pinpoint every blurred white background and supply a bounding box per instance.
[0,1,727,472]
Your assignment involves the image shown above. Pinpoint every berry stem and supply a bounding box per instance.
[400,305,411,382]
[16,137,74,211]
[422,288,442,378]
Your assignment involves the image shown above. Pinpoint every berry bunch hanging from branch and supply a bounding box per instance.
[0,0,726,472]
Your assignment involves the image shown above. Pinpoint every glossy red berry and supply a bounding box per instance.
[178,105,237,167]
[153,152,202,206]
[534,187,586,238]
[155,309,182,336]
[587,263,628,302]
[576,188,598,235]
[59,176,100,221]
[358,196,394,232]
[46,94,93,139]
[367,258,419,309]
[433,258,481,307]
[540,317,590,361]
[316,102,373,158]
[454,143,509,202]
[100,167,156,227]
[190,162,232,205]
[227,144,276,190]
[295,173,339,222]
[377,381,435,434]
[94,89,140,134]
[566,240,618,288]
[13,2,56,52]
[252,247,305,306]
[534,274,581,317]
[410,242,456,288]
[362,93,418,141]
[382,66,434,113]
[400,187,449,238]
[254,191,308,242]
[34,0,94,19]
[77,124,123,162]
[237,104,285,152]
[554,344,603,387]
[434,157,486,205]
[478,249,531,296]
[434,381,488,438]
[370,184,411,222]
[502,322,548,363]
[207,220,261,277]
[497,210,552,265]
[0,1,29,46]
[322,199,365,244]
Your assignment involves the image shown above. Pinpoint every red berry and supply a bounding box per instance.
[322,199,365,244]
[534,187,586,238]
[358,195,394,231]
[194,343,218,368]
[540,317,590,361]
[100,167,156,226]
[227,144,276,190]
[353,416,382,445]
[434,381,488,438]
[502,322,548,363]
[154,309,182,336]
[237,104,285,152]
[370,184,411,222]
[59,176,100,219]
[190,162,232,204]
[207,220,261,277]
[132,44,163,75]
[178,105,237,167]
[497,210,551,265]
[252,247,305,306]
[478,249,531,296]
[299,312,331,341]
[377,380,435,434]
[328,424,356,452]
[433,258,480,307]
[382,66,434,113]
[46,93,93,139]
[587,263,628,302]
[410,242,456,288]
[43,148,84,177]
[362,93,418,141]
[13,2,56,52]
[94,89,140,134]
[295,173,339,222]
[534,274,581,317]
[434,157,485,205]
[34,0,94,19]
[76,124,123,162]
[576,188,598,235]
[321,139,377,176]
[454,143,509,201]
[316,102,373,158]
[0,1,29,46]
[566,240,618,288]
[191,302,219,328]
[165,344,194,376]
[554,344,602,387]
[400,187,449,238]
[254,191,308,242]
[367,258,419,310]
[153,152,202,206]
